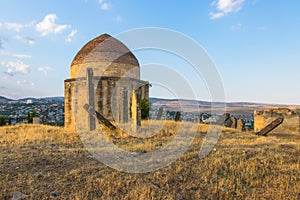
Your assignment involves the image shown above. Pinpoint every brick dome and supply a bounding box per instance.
[70,34,140,79]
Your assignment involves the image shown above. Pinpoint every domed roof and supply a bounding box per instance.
[71,34,139,68]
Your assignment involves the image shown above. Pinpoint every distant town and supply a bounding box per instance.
[0,96,254,130]
[0,97,64,126]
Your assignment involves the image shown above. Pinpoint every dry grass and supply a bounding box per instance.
[0,122,299,199]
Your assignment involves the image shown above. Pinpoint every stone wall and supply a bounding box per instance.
[64,75,149,131]
[71,62,140,80]
[64,79,76,131]
[254,108,300,133]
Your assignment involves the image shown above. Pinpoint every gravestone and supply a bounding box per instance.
[231,117,237,128]
[237,119,245,131]
[156,107,164,120]
[217,113,230,126]
[175,111,181,122]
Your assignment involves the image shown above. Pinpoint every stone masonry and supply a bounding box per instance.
[64,34,149,131]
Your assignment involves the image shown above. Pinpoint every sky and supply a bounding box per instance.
[0,0,299,105]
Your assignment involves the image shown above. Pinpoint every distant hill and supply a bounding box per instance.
[41,97,64,101]
[149,97,300,116]
[18,97,64,102]
[0,96,64,103]
[149,97,292,108]
[18,97,37,102]
[0,95,298,115]
[0,96,13,103]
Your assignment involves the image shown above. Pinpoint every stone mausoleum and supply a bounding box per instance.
[64,34,149,131]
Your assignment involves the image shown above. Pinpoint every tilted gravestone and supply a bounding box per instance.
[256,118,284,136]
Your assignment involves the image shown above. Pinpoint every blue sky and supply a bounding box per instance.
[0,0,299,104]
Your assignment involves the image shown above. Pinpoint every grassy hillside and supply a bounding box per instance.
[0,123,299,199]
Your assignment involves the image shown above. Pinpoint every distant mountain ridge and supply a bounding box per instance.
[149,97,296,108]
[0,95,298,109]
[0,96,13,103]
[149,97,300,116]
[0,96,64,103]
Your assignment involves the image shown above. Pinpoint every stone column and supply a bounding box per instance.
[87,68,96,131]
[136,90,141,127]
[120,87,128,123]
[131,91,137,129]
[64,81,72,129]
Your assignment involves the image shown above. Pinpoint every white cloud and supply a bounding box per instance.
[37,66,53,75]
[15,35,35,45]
[217,0,244,13]
[16,79,34,87]
[210,0,245,19]
[5,60,30,76]
[5,22,34,32]
[0,50,32,58]
[209,12,225,20]
[12,54,32,59]
[66,29,78,43]
[36,14,69,36]
[6,23,25,32]
[99,0,112,10]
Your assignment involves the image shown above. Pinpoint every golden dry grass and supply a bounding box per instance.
[0,122,299,199]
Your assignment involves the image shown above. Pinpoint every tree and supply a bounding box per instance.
[0,116,6,126]
[27,112,32,123]
[32,110,37,118]
[27,109,38,124]
[140,98,150,120]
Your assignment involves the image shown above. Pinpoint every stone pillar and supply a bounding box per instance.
[131,91,137,129]
[143,83,150,100]
[64,81,75,130]
[121,87,128,123]
[87,68,96,131]
[102,81,108,117]
[136,90,141,127]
